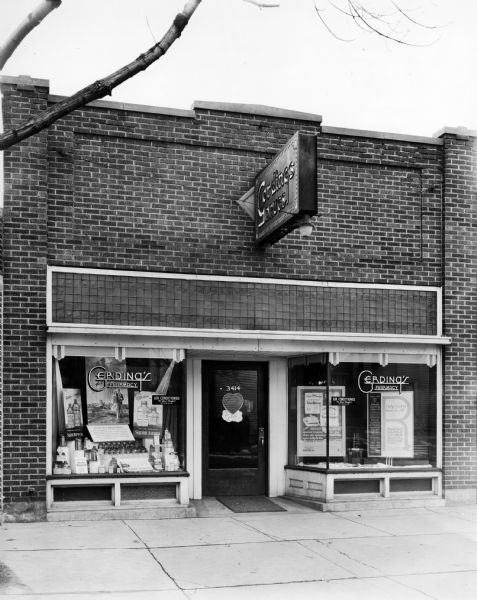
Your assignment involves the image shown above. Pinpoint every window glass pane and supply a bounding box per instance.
[287,355,327,465]
[52,356,185,473]
[207,368,258,469]
[330,362,436,469]
[288,356,437,470]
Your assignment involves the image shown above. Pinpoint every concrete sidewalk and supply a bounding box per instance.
[1,497,476,599]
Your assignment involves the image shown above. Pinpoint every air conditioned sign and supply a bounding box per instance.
[255,132,317,246]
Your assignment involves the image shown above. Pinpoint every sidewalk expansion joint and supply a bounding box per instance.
[387,574,439,599]
[230,516,279,541]
[145,546,187,596]
[122,518,149,548]
[300,538,384,577]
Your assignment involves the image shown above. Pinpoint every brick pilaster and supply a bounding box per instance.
[1,76,50,518]
[442,130,477,503]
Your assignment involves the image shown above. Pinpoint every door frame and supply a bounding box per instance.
[186,357,288,500]
[201,360,269,496]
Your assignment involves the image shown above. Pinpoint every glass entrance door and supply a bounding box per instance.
[202,361,268,496]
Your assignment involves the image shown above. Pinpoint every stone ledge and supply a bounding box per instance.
[0,74,49,88]
[285,495,446,512]
[434,126,477,139]
[47,505,196,521]
[192,100,322,123]
[48,94,195,118]
[322,125,442,146]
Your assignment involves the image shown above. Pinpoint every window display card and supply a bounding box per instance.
[297,386,346,457]
[87,424,135,443]
[381,391,414,458]
[367,393,382,457]
[63,388,84,440]
[70,450,88,474]
[85,357,131,425]
[367,391,414,458]
[304,392,323,414]
[133,391,163,438]
[117,455,154,473]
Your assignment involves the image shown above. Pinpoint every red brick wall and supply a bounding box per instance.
[1,77,462,512]
[442,132,477,499]
[44,104,443,285]
[1,79,49,515]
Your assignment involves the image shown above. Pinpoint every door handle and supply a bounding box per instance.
[258,427,265,447]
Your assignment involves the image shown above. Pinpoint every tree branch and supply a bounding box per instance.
[243,0,280,7]
[346,0,432,46]
[318,0,438,46]
[391,1,439,30]
[0,0,62,70]
[313,3,354,42]
[0,0,202,151]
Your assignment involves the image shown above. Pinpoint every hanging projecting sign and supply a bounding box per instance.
[255,131,317,245]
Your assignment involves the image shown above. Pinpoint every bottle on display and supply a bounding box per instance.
[163,428,172,447]
[149,434,163,470]
[66,404,75,428]
[162,429,178,471]
[88,450,99,473]
[72,398,81,427]
[148,407,160,427]
[108,457,118,474]
[56,435,69,468]
[137,401,149,427]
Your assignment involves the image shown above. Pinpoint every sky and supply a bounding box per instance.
[0,0,476,137]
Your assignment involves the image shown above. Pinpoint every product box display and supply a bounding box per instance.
[54,426,182,476]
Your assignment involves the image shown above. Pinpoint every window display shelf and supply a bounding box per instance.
[46,471,190,510]
[287,464,438,474]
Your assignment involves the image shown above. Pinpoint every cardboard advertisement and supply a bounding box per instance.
[297,386,346,457]
[132,391,163,438]
[367,391,414,458]
[63,388,84,440]
[85,357,134,425]
[381,391,414,458]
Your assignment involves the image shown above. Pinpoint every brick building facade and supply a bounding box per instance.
[0,74,475,520]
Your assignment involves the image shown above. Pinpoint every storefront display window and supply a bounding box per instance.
[51,354,185,476]
[288,354,437,470]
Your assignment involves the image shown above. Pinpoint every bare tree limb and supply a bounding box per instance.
[0,0,61,70]
[391,1,439,30]
[243,0,280,8]
[316,0,437,46]
[313,3,354,42]
[0,0,202,151]
[346,0,433,46]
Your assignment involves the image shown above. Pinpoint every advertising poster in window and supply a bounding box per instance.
[381,391,414,458]
[63,388,84,440]
[297,386,346,456]
[133,391,163,438]
[85,357,132,424]
[85,356,182,437]
[367,391,414,458]
[367,393,382,457]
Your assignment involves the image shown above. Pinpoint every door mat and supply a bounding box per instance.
[216,496,286,513]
